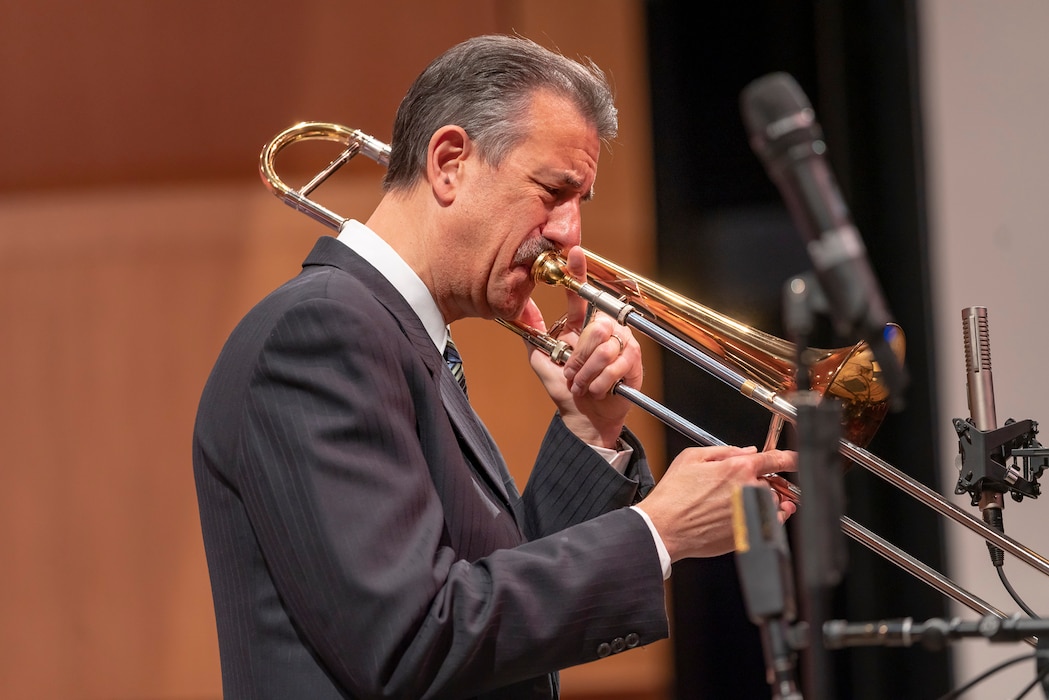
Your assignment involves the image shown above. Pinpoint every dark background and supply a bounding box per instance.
[644,1,951,697]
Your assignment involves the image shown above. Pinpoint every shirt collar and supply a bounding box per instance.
[336,219,449,351]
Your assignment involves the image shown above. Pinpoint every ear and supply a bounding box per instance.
[427,125,471,206]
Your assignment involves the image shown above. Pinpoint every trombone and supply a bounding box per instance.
[259,122,1049,636]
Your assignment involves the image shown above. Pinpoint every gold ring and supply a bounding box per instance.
[611,333,626,355]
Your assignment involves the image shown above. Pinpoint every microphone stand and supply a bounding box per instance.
[783,273,850,700]
[823,613,1049,650]
[824,614,1049,699]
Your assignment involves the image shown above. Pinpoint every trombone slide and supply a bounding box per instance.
[258,121,1049,629]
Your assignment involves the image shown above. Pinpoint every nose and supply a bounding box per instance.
[542,198,583,249]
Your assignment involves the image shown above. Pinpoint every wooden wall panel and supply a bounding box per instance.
[0,1,500,191]
[0,2,666,697]
[0,182,334,698]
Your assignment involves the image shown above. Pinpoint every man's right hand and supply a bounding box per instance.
[635,446,798,562]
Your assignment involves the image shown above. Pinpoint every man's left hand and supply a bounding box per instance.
[515,247,643,449]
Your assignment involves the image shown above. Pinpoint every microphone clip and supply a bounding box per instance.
[953,416,1046,504]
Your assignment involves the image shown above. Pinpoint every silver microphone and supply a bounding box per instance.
[963,306,997,432]
[961,306,1005,563]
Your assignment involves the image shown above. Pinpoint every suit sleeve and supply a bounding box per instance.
[231,297,668,699]
[518,415,656,539]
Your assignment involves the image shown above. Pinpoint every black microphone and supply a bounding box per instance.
[961,306,1006,564]
[740,72,907,407]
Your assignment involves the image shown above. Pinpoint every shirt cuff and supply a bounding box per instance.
[630,505,672,580]
[589,442,633,475]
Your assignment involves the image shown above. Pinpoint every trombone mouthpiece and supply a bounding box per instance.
[531,251,586,295]
[531,251,567,285]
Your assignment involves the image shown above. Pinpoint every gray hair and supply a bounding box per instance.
[382,34,618,192]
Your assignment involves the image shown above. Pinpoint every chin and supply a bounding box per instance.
[491,276,533,318]
[490,300,523,322]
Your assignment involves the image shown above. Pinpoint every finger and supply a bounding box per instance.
[754,448,799,475]
[715,448,795,484]
[567,323,642,396]
[778,499,798,523]
[561,314,613,382]
[734,449,797,476]
[681,444,758,463]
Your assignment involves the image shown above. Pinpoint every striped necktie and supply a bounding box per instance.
[444,336,468,398]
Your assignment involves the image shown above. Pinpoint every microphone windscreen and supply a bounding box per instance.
[740,73,823,166]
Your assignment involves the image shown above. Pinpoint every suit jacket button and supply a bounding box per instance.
[625,632,640,648]
[611,637,626,653]
[597,642,612,658]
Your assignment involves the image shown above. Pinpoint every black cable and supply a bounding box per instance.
[985,507,1039,619]
[1012,662,1049,700]
[997,565,1041,619]
[937,652,1036,700]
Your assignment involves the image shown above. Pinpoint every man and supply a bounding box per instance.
[193,34,796,699]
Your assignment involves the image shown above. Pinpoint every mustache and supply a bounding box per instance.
[512,237,560,268]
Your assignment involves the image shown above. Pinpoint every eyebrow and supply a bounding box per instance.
[556,172,595,201]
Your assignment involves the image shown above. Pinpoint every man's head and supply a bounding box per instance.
[382,34,618,192]
[369,35,618,324]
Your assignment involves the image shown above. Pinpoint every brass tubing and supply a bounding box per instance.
[258,121,1049,627]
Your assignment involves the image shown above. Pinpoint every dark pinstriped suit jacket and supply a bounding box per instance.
[193,236,669,699]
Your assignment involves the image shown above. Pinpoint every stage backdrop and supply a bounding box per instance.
[0,2,669,698]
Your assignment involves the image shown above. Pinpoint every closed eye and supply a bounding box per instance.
[539,180,593,202]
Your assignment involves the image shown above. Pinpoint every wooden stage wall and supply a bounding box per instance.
[0,2,668,698]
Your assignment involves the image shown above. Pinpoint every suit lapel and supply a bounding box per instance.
[303,236,516,509]
[436,368,516,504]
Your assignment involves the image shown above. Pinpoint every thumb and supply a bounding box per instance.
[514,298,547,333]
